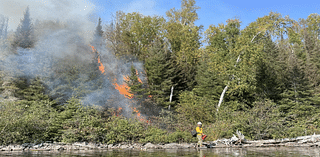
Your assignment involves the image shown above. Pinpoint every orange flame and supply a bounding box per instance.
[113,78,133,99]
[97,57,105,74]
[136,70,142,83]
[90,45,105,75]
[113,73,143,99]
[132,107,149,123]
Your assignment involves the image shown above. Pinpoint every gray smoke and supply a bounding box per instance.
[0,0,146,118]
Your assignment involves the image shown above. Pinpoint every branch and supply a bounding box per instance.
[0,123,8,135]
[251,31,261,43]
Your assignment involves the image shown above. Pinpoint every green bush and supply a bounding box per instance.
[59,98,107,143]
[167,130,196,143]
[140,126,168,143]
[105,115,144,144]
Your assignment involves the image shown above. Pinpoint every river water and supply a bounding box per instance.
[1,147,319,157]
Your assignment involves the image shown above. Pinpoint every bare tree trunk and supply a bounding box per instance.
[168,86,174,110]
[217,85,228,111]
[217,31,262,111]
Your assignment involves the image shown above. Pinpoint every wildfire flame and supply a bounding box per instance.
[90,45,105,75]
[134,70,142,83]
[112,73,143,99]
[88,45,149,123]
[133,107,149,123]
[113,78,133,99]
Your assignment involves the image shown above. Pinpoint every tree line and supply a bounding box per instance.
[1,0,320,144]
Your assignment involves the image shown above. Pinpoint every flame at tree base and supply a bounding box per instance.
[88,45,149,123]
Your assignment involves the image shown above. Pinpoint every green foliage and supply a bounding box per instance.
[12,6,35,48]
[0,78,57,144]
[104,115,144,144]
[4,1,320,145]
[177,91,215,124]
[58,98,107,143]
[144,39,175,107]
[140,126,168,143]
[127,65,146,99]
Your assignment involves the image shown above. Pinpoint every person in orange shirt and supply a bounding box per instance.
[196,122,203,147]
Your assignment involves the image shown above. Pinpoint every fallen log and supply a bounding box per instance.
[206,132,320,148]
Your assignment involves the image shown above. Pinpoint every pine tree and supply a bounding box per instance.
[93,17,104,48]
[127,65,145,99]
[278,51,315,121]
[164,0,202,95]
[15,77,56,107]
[13,6,35,48]
[0,15,8,40]
[95,17,103,37]
[255,35,283,101]
[144,38,175,107]
[193,52,223,101]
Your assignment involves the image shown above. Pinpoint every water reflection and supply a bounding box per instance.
[1,147,319,157]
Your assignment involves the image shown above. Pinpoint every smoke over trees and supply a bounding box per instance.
[1,0,320,145]
[12,6,35,49]
[0,15,8,40]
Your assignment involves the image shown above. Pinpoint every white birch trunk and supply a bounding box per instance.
[168,86,174,110]
[217,31,262,111]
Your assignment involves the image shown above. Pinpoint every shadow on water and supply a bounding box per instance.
[1,147,320,157]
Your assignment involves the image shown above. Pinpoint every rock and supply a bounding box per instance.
[180,143,194,148]
[206,143,216,148]
[11,145,25,151]
[73,142,87,147]
[54,145,64,151]
[163,143,182,149]
[1,146,11,151]
[144,143,162,149]
[120,145,129,149]
[107,144,113,149]
[21,143,30,148]
[32,143,43,149]
[87,143,97,149]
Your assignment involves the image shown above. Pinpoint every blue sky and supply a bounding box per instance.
[90,0,320,30]
[1,0,319,33]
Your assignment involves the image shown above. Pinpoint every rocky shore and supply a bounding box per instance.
[0,142,196,152]
[1,133,320,152]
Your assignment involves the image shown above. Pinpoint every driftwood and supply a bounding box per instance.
[205,132,320,148]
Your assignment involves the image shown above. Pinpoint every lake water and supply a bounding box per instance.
[1,147,319,157]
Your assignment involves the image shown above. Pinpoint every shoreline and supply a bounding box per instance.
[1,135,320,152]
[1,133,320,152]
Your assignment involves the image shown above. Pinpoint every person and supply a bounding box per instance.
[196,122,203,147]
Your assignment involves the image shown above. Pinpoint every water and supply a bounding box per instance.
[0,147,319,157]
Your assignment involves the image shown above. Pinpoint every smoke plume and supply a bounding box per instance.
[0,0,146,118]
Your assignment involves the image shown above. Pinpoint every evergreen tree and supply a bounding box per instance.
[15,77,57,107]
[164,0,202,97]
[0,15,8,40]
[13,6,35,48]
[95,17,103,37]
[127,65,145,99]
[193,52,223,101]
[93,17,104,48]
[255,35,283,101]
[144,38,175,107]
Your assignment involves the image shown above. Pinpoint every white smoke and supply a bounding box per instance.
[0,0,95,31]
[0,0,147,118]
